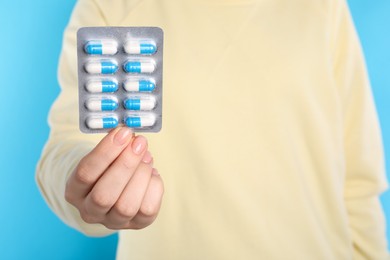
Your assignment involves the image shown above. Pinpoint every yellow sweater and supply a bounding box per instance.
[36,0,389,259]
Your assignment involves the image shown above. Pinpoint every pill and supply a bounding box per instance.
[123,60,155,73]
[84,40,118,55]
[87,117,118,129]
[123,80,155,92]
[85,61,118,74]
[124,97,156,111]
[125,115,156,128]
[86,80,118,93]
[124,40,157,55]
[85,98,118,111]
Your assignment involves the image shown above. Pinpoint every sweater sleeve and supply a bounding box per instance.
[35,0,114,237]
[331,1,389,259]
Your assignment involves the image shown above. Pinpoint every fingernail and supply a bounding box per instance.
[114,127,132,145]
[142,151,153,164]
[132,136,147,155]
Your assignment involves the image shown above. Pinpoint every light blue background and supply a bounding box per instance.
[0,1,388,259]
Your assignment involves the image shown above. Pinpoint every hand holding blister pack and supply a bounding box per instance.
[77,27,163,133]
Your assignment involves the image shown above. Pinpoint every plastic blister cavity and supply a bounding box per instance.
[77,27,163,133]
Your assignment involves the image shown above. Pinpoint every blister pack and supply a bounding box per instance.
[77,27,163,133]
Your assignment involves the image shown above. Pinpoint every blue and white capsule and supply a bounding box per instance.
[86,80,118,93]
[85,60,118,74]
[123,79,155,92]
[124,96,156,111]
[84,40,118,55]
[123,60,155,73]
[124,40,157,55]
[85,98,118,111]
[125,114,156,128]
[87,117,118,129]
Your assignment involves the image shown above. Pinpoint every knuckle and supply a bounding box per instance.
[129,224,145,230]
[101,222,118,230]
[80,212,98,224]
[89,190,115,209]
[139,178,164,218]
[115,201,138,219]
[138,163,153,176]
[75,162,95,185]
[102,221,126,230]
[128,219,153,230]
[64,187,76,205]
[122,159,136,171]
[140,203,159,218]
